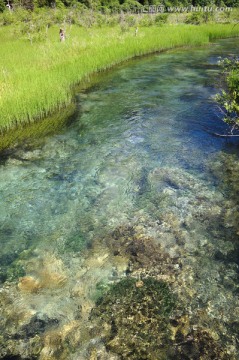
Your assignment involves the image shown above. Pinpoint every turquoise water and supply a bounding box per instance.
[0,39,239,359]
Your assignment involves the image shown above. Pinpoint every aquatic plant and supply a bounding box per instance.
[209,152,239,250]
[0,249,27,284]
[91,275,233,359]
[172,327,232,360]
[91,277,176,359]
[0,103,76,152]
[63,233,86,253]
[104,224,181,283]
[6,262,26,282]
[215,56,239,135]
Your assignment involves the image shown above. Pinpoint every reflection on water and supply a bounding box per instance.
[0,39,239,359]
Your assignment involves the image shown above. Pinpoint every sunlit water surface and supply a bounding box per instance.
[0,39,239,359]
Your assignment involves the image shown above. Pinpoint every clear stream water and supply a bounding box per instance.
[0,38,239,359]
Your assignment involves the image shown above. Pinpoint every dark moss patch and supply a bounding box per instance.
[104,225,181,282]
[0,334,42,360]
[0,256,26,285]
[0,247,35,284]
[173,329,231,360]
[13,314,59,340]
[108,225,170,269]
[91,277,176,359]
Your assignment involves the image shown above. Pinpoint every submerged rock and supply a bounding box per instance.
[172,328,231,360]
[18,276,41,293]
[103,224,181,285]
[148,166,198,192]
[91,277,175,360]
[13,314,59,340]
[0,206,238,360]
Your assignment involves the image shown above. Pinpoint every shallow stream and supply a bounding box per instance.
[0,38,239,359]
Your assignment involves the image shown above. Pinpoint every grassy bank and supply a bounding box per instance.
[0,23,239,135]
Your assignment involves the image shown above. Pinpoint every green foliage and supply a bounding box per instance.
[186,10,216,25]
[0,0,5,12]
[185,12,207,24]
[124,14,137,26]
[201,9,215,22]
[119,13,137,32]
[215,57,239,132]
[155,13,169,24]
[0,0,238,12]
[2,9,15,24]
[13,15,50,43]
[139,14,155,26]
[120,19,130,31]
[121,0,142,11]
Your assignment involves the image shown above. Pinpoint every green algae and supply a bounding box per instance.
[61,233,86,254]
[6,261,26,282]
[172,328,232,360]
[88,221,237,360]
[0,103,76,153]
[0,247,35,285]
[0,253,25,284]
[91,275,232,360]
[209,152,239,242]
[92,277,175,359]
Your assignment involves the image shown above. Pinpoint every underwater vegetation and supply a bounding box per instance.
[89,225,234,360]
[91,277,175,359]
[1,151,239,359]
[107,225,178,274]
[0,219,238,359]
[209,152,239,261]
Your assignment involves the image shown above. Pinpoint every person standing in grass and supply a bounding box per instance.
[59,29,65,42]
[6,1,13,10]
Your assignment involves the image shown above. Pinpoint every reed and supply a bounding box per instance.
[0,23,238,132]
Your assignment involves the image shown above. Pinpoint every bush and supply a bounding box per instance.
[13,8,32,22]
[155,13,169,25]
[124,14,137,26]
[185,11,215,24]
[0,0,5,13]
[121,0,142,12]
[139,14,155,26]
[215,57,239,132]
[185,12,204,24]
[2,10,15,25]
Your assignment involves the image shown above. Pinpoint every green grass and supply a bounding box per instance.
[0,23,239,135]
